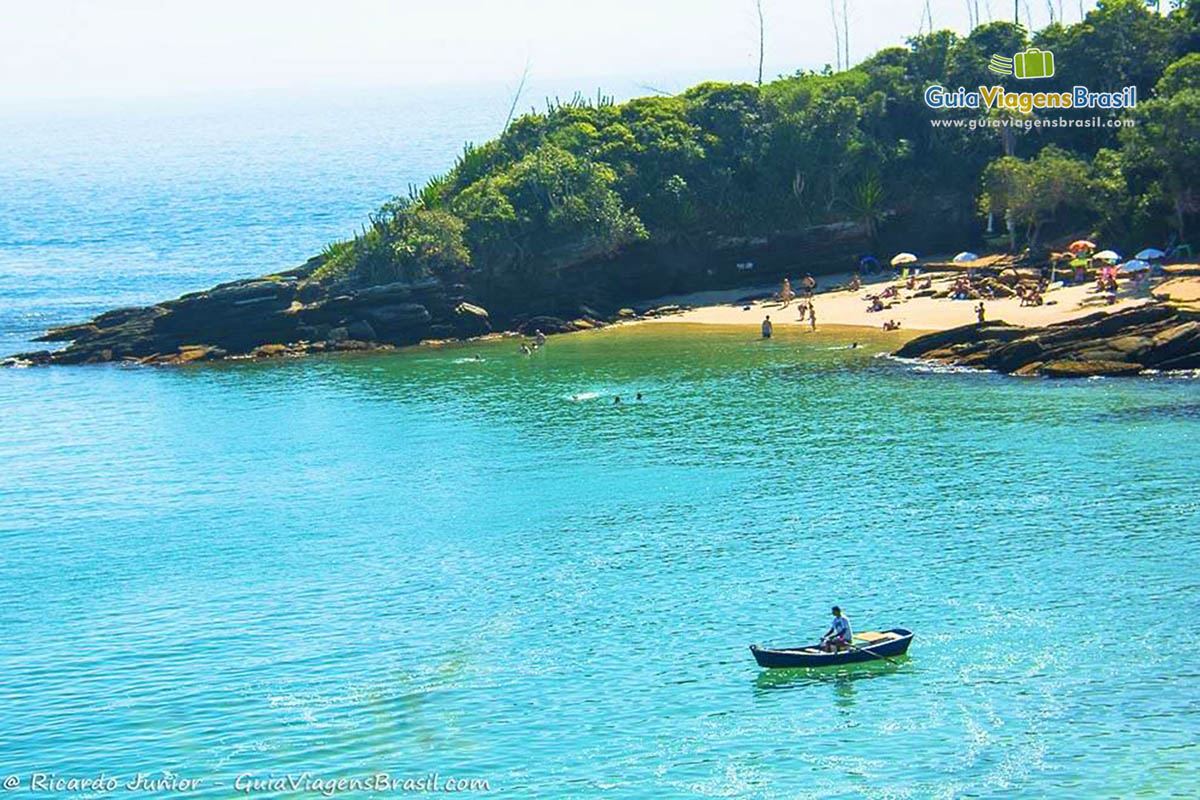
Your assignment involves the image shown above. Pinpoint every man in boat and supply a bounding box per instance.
[821,606,853,652]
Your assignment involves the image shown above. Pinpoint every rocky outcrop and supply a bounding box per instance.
[895,304,1200,377]
[7,272,496,366]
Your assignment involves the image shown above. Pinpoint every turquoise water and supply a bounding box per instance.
[2,325,1200,798]
[2,90,1200,798]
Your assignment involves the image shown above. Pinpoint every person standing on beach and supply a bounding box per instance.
[802,273,816,298]
[761,315,773,339]
[809,303,817,332]
[976,302,986,323]
[780,277,794,307]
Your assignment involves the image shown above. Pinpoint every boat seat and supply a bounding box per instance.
[854,631,894,643]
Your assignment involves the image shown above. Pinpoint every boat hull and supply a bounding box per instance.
[750,628,913,668]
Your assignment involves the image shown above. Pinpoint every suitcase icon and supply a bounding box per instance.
[1013,48,1055,79]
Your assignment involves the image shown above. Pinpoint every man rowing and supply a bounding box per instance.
[821,606,853,652]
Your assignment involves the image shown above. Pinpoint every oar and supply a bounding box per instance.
[846,638,899,665]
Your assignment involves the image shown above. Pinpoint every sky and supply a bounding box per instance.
[0,0,1101,104]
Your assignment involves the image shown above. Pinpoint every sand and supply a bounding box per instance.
[632,270,1155,333]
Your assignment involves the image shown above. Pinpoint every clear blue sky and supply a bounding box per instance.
[1,0,1099,103]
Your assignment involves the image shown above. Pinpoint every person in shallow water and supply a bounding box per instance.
[761,315,773,339]
[534,329,546,347]
[821,606,853,652]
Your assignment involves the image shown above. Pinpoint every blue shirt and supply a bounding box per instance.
[831,615,852,640]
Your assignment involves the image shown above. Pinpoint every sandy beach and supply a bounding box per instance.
[632,269,1158,333]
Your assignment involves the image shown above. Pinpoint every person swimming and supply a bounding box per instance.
[761,315,773,339]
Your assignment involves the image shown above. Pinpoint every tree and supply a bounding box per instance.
[1120,56,1200,236]
[980,146,1091,250]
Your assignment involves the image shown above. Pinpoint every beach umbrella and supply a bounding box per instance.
[1094,249,1120,263]
[1118,259,1151,273]
[1135,248,1165,260]
[953,251,979,262]
[891,252,918,266]
[1068,240,1096,253]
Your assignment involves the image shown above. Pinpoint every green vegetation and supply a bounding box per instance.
[315,0,1199,309]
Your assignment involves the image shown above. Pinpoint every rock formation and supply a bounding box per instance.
[894,304,1200,377]
[6,266,495,366]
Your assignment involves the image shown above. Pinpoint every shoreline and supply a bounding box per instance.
[621,268,1156,333]
[7,264,1198,370]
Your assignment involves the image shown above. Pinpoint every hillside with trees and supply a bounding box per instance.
[309,0,1197,319]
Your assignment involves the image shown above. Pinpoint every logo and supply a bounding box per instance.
[924,44,1135,115]
[988,48,1055,79]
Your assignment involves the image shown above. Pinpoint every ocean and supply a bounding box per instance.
[1,86,1199,798]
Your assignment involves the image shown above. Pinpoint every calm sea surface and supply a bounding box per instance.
[1,88,1199,799]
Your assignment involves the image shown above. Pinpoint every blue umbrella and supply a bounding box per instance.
[1118,259,1151,273]
[1135,248,1165,260]
[953,251,979,262]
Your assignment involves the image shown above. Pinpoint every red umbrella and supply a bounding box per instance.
[1068,240,1096,253]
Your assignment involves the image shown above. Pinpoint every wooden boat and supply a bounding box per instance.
[750,628,913,668]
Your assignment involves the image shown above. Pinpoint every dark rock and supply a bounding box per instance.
[36,323,100,342]
[1141,321,1200,366]
[894,304,1200,377]
[331,339,374,351]
[984,336,1045,372]
[451,302,491,337]
[250,343,291,358]
[520,316,571,335]
[346,319,378,342]
[1155,352,1200,370]
[360,303,431,334]
[4,351,53,367]
[893,322,1025,359]
[1040,360,1144,378]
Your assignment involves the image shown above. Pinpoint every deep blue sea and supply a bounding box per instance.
[2,86,1199,799]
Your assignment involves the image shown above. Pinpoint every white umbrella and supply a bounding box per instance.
[891,252,918,266]
[1094,250,1120,263]
[1135,248,1165,260]
[953,251,979,262]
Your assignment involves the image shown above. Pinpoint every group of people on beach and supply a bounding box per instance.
[778,274,817,306]
[762,275,820,337]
